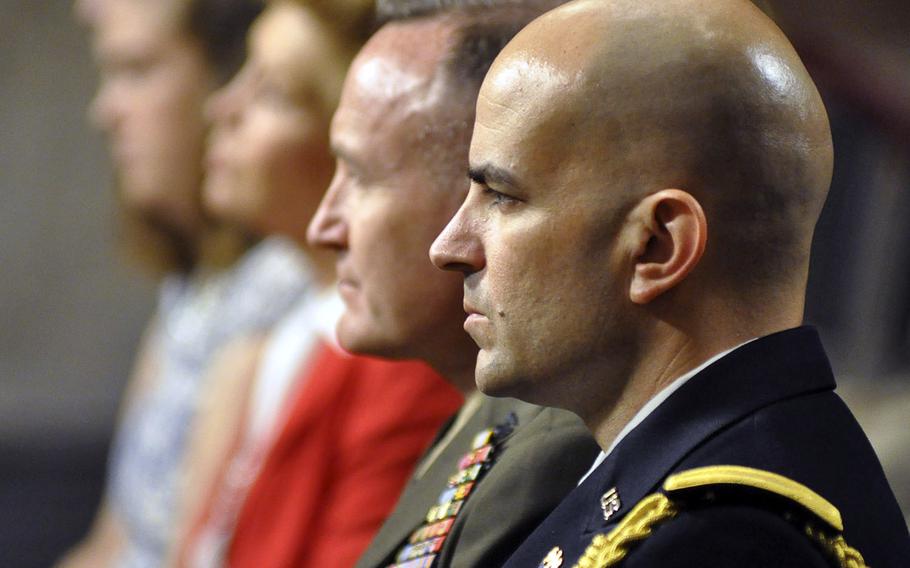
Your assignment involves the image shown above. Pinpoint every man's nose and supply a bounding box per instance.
[430,203,485,274]
[307,175,348,250]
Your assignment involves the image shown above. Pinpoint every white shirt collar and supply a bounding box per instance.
[577,338,756,485]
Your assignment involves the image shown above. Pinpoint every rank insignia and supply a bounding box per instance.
[601,487,621,521]
[539,546,564,568]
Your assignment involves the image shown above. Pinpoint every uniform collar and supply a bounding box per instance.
[577,338,756,486]
[580,326,836,534]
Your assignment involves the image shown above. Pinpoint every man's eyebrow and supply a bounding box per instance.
[468,164,521,190]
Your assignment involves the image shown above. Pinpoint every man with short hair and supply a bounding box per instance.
[306,2,599,567]
[431,0,910,565]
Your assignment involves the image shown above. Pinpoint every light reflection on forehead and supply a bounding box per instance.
[750,48,796,95]
[352,55,432,103]
[487,56,569,97]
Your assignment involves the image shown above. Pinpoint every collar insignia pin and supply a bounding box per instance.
[600,487,621,521]
[539,546,564,568]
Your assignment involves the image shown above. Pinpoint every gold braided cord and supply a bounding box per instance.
[573,493,677,568]
[664,465,843,531]
[569,492,868,568]
[569,468,868,568]
[805,525,868,568]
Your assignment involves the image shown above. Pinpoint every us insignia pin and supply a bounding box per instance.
[600,487,621,521]
[539,546,564,568]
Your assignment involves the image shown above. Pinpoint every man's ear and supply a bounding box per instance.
[626,189,707,304]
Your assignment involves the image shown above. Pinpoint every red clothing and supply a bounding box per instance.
[227,344,462,568]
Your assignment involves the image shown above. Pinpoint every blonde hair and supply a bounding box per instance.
[284,0,376,118]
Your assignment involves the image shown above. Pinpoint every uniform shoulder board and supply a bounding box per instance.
[574,465,867,568]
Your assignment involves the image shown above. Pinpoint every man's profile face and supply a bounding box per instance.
[432,52,629,406]
[89,0,214,235]
[308,21,475,365]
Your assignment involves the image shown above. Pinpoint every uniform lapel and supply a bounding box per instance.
[355,395,510,568]
[505,327,841,568]
[584,326,836,536]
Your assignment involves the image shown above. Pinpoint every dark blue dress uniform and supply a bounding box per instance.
[503,327,910,568]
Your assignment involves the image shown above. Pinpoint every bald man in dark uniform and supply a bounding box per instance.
[431,0,910,566]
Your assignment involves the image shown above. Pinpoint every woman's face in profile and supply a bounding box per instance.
[90,0,215,236]
[203,2,337,243]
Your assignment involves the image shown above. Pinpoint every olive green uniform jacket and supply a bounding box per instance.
[355,394,600,568]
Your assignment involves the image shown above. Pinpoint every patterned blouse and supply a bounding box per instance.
[107,237,315,568]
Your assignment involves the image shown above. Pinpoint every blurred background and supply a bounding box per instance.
[1,2,156,567]
[0,0,907,566]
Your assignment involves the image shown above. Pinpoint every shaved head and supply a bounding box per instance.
[485,0,832,287]
[432,0,833,414]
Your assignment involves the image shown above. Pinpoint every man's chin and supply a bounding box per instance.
[337,327,379,357]
[475,354,560,409]
[474,354,521,399]
[336,318,404,361]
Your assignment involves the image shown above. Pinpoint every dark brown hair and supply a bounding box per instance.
[116,0,264,277]
[185,0,266,83]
